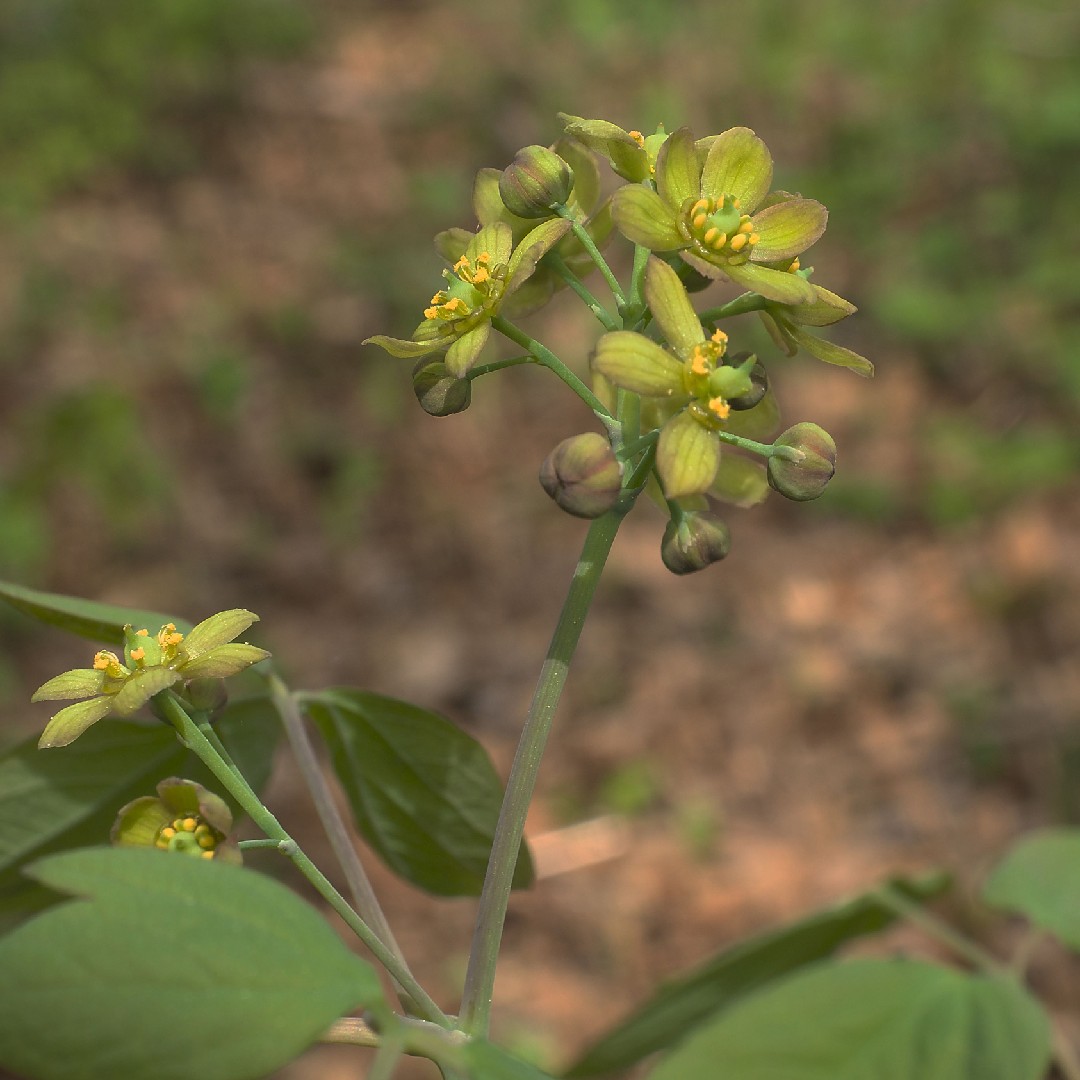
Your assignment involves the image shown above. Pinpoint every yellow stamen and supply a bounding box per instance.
[197,834,215,850]
[788,258,800,273]
[628,130,645,148]
[201,850,215,859]
[690,353,710,376]
[703,227,722,248]
[159,827,176,840]
[93,652,113,671]
[729,233,748,252]
[737,219,753,234]
[748,233,759,246]
[129,647,145,662]
[181,817,198,832]
[475,252,491,265]
[708,397,731,420]
[692,212,708,230]
[423,307,438,320]
[453,255,469,273]
[471,266,490,284]
[690,198,709,217]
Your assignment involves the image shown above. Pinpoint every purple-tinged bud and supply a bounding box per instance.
[767,422,836,501]
[412,358,472,416]
[499,145,574,219]
[724,353,769,411]
[539,432,623,518]
[661,512,732,574]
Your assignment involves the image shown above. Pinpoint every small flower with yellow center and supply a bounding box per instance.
[610,124,830,306]
[592,258,771,499]
[365,217,571,378]
[112,778,241,864]
[32,609,270,748]
[557,114,672,182]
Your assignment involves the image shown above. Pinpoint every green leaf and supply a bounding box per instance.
[0,847,384,1080]
[646,959,1050,1080]
[306,688,534,897]
[0,698,279,888]
[0,578,190,646]
[983,828,1080,951]
[564,874,949,1078]
[466,1040,557,1079]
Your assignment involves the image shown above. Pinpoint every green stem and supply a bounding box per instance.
[544,252,619,331]
[553,204,626,307]
[715,428,800,462]
[467,354,534,379]
[268,675,406,969]
[492,316,615,422]
[459,503,633,1036]
[627,243,650,314]
[157,691,450,1028]
[698,292,769,323]
[872,884,1005,973]
[237,838,283,851]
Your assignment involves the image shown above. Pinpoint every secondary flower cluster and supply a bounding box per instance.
[365,114,871,573]
[31,609,269,747]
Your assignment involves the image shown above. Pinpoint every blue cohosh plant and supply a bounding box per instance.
[0,116,1076,1080]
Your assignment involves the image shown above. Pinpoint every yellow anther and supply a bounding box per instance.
[732,198,741,209]
[172,819,186,831]
[628,130,645,147]
[423,307,439,320]
[197,833,215,850]
[729,233,749,252]
[703,227,722,248]
[201,850,215,860]
[690,199,710,217]
[737,220,753,234]
[711,328,728,344]
[748,233,759,246]
[453,255,469,273]
[160,827,176,840]
[93,652,113,671]
[181,817,198,832]
[692,212,708,230]
[475,252,491,265]
[155,838,170,849]
[690,353,710,376]
[129,647,145,662]
[788,257,800,273]
[471,266,490,284]
[136,628,149,637]
[708,397,731,420]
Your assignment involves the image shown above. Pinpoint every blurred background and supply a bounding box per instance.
[0,0,1078,1074]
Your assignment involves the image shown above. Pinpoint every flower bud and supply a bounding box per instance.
[180,678,228,717]
[767,422,836,501]
[661,511,732,574]
[412,358,471,416]
[499,145,574,218]
[539,432,623,518]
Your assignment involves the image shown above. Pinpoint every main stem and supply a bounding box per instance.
[459,507,627,1035]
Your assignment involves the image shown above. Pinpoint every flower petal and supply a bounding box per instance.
[592,331,685,397]
[363,335,444,359]
[433,227,472,264]
[657,411,721,499]
[780,285,857,327]
[787,324,875,376]
[611,186,683,251]
[32,667,105,702]
[710,454,770,508]
[644,257,705,356]
[112,667,180,716]
[749,198,828,262]
[111,796,173,846]
[655,126,702,211]
[506,218,571,295]
[700,127,774,212]
[557,113,650,181]
[39,696,114,748]
[678,250,731,281]
[158,778,233,834]
[181,609,259,660]
[179,643,271,680]
[445,322,490,377]
[721,260,817,305]
[759,310,798,355]
[467,222,513,267]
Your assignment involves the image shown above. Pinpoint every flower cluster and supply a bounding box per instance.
[365,114,871,572]
[32,609,269,747]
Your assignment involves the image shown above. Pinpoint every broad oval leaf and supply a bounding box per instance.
[647,959,1051,1080]
[0,847,384,1080]
[0,578,190,645]
[0,698,280,903]
[306,688,533,897]
[983,828,1080,951]
[564,874,949,1077]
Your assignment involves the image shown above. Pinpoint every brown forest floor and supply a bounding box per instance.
[2,11,1079,1079]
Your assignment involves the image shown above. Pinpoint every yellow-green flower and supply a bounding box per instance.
[433,138,613,317]
[365,217,569,378]
[31,609,269,748]
[592,257,777,499]
[111,777,241,864]
[611,126,827,306]
[557,114,673,182]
